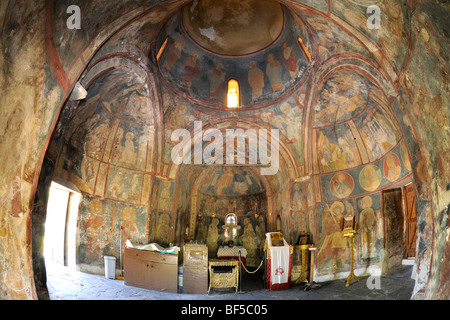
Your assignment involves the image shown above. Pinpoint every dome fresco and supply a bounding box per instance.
[155,0,312,109]
[182,0,285,56]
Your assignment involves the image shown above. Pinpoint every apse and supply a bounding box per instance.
[180,166,268,265]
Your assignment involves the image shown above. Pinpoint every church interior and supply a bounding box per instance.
[0,0,449,300]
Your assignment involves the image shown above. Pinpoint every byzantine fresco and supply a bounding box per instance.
[317,200,354,274]
[315,135,414,275]
[291,182,307,212]
[145,178,178,246]
[319,141,413,202]
[199,167,265,196]
[161,86,305,169]
[356,193,383,262]
[105,166,144,204]
[92,70,155,126]
[313,69,402,175]
[394,2,450,295]
[53,0,143,70]
[77,195,147,267]
[353,102,400,162]
[156,6,310,108]
[314,69,368,127]
[291,211,307,245]
[3,0,447,301]
[313,192,384,275]
[299,8,376,64]
[331,0,410,71]
[181,0,285,56]
[54,67,156,203]
[50,65,161,269]
[44,0,445,297]
[316,125,362,174]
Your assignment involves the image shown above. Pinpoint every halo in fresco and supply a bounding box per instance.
[416,159,427,183]
[329,172,354,199]
[400,141,412,171]
[359,164,382,192]
[383,153,401,182]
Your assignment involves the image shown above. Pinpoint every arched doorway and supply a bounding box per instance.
[187,165,269,267]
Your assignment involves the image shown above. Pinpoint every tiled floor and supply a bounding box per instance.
[45,260,415,301]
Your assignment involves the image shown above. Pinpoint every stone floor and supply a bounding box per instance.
[45,260,416,301]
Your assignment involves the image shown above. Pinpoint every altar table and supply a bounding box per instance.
[208,259,239,294]
[217,247,247,272]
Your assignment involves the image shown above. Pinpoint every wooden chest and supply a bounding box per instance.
[182,244,208,294]
[123,247,178,293]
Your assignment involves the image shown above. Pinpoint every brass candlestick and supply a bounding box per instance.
[345,233,360,287]
[295,244,311,285]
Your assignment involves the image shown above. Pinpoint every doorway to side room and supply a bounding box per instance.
[44,181,81,269]
[382,183,417,273]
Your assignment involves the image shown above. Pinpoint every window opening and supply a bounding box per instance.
[227,79,240,109]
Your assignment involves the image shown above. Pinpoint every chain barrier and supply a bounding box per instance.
[240,258,264,274]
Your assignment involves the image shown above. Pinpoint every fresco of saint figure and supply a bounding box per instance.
[265,53,284,92]
[121,207,140,251]
[281,40,299,79]
[240,217,260,267]
[82,199,110,263]
[359,165,382,192]
[318,202,349,272]
[163,102,195,163]
[156,213,171,246]
[248,61,265,102]
[108,168,125,199]
[358,196,377,259]
[292,211,307,245]
[162,37,185,72]
[255,215,266,255]
[84,115,112,160]
[401,141,412,171]
[207,61,226,101]
[158,181,174,211]
[182,51,201,93]
[330,172,354,199]
[206,218,220,258]
[291,183,306,211]
[384,153,401,182]
[120,132,137,168]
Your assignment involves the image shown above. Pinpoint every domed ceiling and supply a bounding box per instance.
[155,0,312,110]
[182,0,284,56]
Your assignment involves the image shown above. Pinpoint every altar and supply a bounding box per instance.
[208,259,240,294]
[217,246,247,273]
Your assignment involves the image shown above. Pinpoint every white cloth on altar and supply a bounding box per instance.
[266,233,290,285]
[126,240,180,255]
